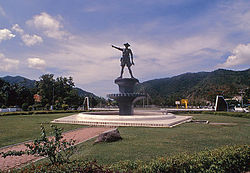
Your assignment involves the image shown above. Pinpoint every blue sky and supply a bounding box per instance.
[0,0,249,96]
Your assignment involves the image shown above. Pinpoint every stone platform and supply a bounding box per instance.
[52,111,192,128]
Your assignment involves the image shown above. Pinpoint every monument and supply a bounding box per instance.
[215,95,228,111]
[52,43,192,127]
[107,43,144,115]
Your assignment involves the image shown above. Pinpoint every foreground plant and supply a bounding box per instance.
[0,125,76,165]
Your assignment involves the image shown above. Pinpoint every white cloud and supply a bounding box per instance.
[218,43,250,68]
[0,29,15,43]
[27,58,46,70]
[12,24,43,46]
[0,53,19,71]
[26,12,69,39]
[21,34,43,46]
[28,33,226,96]
[12,24,24,34]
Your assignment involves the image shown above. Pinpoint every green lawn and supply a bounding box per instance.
[0,113,84,148]
[71,114,250,164]
[1,113,249,166]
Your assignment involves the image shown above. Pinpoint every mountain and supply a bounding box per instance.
[2,76,36,88]
[1,76,98,98]
[136,68,250,105]
[74,87,97,98]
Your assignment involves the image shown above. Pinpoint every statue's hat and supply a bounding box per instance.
[124,43,130,47]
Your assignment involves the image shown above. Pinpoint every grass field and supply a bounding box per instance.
[1,112,249,165]
[71,113,250,164]
[0,113,84,148]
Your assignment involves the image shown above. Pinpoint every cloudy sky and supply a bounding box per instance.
[0,0,249,97]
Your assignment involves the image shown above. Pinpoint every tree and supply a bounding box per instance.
[36,74,55,105]
[54,76,75,104]
[0,79,34,107]
[0,79,10,106]
[36,74,83,108]
[16,85,34,106]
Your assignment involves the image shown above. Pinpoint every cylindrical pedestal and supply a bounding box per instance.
[116,97,134,115]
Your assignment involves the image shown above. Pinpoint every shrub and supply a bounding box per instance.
[1,105,7,109]
[0,125,76,165]
[176,111,250,119]
[109,145,250,173]
[0,110,84,116]
[33,104,43,110]
[2,145,249,172]
[22,103,29,111]
[205,111,250,119]
[55,103,62,110]
[28,105,33,111]
[18,160,112,173]
[45,103,50,110]
[62,104,69,110]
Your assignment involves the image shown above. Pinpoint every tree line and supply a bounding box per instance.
[0,74,105,110]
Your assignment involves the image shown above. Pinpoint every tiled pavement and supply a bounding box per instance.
[0,127,113,171]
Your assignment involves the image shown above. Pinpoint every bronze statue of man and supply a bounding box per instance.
[112,43,134,78]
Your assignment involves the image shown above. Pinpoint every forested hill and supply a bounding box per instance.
[136,68,250,106]
[1,76,96,98]
[2,76,36,88]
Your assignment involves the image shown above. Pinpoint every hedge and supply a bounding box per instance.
[2,145,249,173]
[0,160,111,173]
[204,111,250,119]
[0,110,86,116]
[174,111,250,119]
[109,145,249,173]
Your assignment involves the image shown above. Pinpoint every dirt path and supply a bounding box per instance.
[0,127,113,171]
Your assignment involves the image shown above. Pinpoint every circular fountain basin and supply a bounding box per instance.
[78,111,176,121]
[52,110,192,128]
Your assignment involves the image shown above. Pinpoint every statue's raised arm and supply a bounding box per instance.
[112,45,123,51]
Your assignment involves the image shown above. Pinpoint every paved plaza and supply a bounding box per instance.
[0,127,113,171]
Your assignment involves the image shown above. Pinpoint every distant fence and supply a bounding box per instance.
[0,108,22,112]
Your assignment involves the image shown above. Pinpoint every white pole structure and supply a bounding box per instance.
[83,97,89,111]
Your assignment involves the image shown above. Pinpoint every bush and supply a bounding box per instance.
[55,103,62,110]
[0,125,76,165]
[45,103,50,110]
[1,105,7,109]
[2,145,249,172]
[22,103,29,111]
[175,111,250,119]
[33,104,43,110]
[28,105,33,111]
[62,104,69,110]
[109,145,250,173]
[0,110,84,116]
[205,111,250,119]
[18,160,112,173]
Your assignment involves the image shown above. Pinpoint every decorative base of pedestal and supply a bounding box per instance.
[107,93,145,115]
[108,77,144,116]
